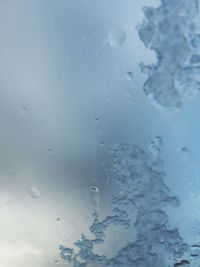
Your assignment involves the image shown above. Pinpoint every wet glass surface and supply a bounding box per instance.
[1,0,200,266]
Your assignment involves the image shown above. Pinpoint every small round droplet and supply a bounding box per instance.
[89,186,100,212]
[30,187,40,199]
[90,186,99,192]
[99,141,105,146]
[125,71,134,81]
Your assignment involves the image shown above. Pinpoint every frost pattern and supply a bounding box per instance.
[59,144,190,267]
[138,0,200,108]
[59,1,200,265]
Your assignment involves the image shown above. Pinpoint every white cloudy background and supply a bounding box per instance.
[1,0,200,266]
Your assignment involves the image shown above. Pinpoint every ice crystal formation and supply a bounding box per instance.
[138,0,200,108]
[60,144,191,267]
[59,1,200,266]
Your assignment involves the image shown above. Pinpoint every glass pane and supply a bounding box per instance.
[1,0,200,266]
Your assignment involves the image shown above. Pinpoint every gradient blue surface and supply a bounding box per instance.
[1,0,200,266]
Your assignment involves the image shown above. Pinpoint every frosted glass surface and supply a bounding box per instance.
[1,0,200,266]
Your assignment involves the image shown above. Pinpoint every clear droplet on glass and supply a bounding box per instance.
[29,187,40,199]
[89,186,100,212]
[125,71,134,81]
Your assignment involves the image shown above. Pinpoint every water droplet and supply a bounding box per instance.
[90,186,99,192]
[125,71,134,81]
[99,141,105,146]
[89,186,100,212]
[48,148,53,155]
[95,118,99,123]
[29,187,40,199]
[106,28,126,48]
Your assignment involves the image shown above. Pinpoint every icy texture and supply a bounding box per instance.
[59,1,200,265]
[148,135,163,160]
[138,0,200,108]
[60,144,190,267]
